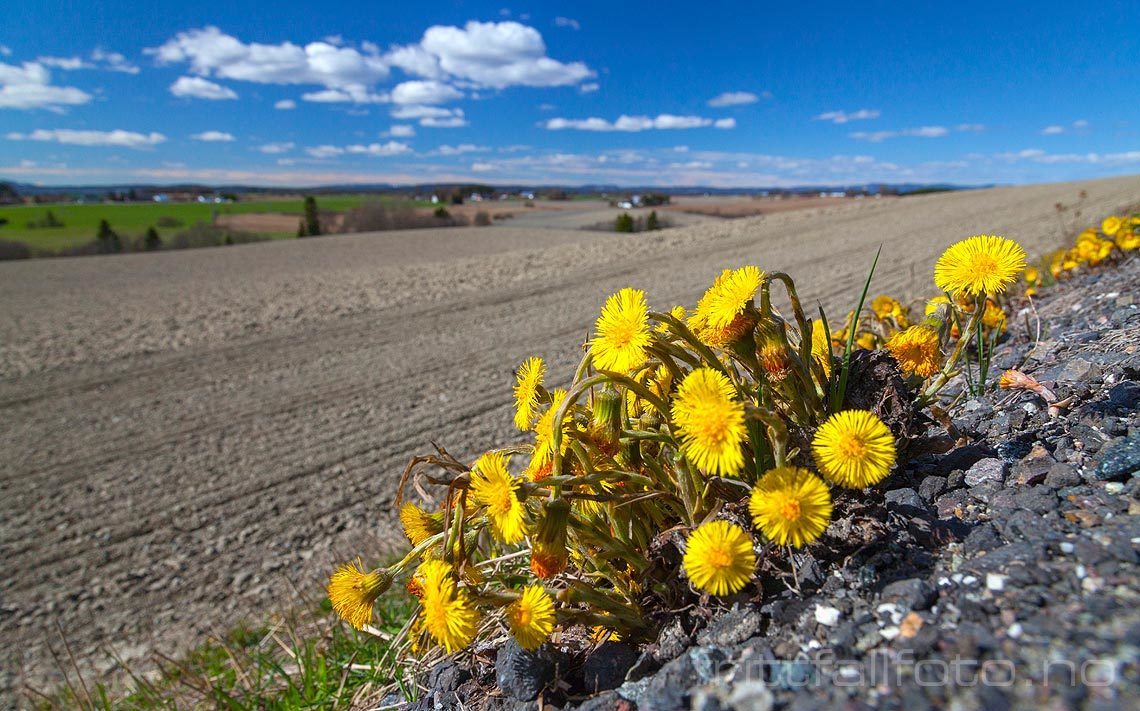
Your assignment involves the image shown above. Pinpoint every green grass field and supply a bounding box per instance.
[0,195,420,251]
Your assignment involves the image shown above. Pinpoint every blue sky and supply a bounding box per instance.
[1,0,1138,187]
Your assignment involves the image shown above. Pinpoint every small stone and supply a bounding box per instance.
[815,605,841,627]
[1091,433,1140,481]
[918,475,947,502]
[880,578,937,611]
[1107,381,1140,410]
[696,606,763,647]
[964,458,1007,487]
[884,487,926,512]
[986,573,1007,592]
[1044,463,1081,488]
[582,642,639,693]
[1010,445,1056,486]
[1007,622,1023,639]
[496,641,554,702]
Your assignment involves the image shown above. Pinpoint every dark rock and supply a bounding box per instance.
[1107,381,1140,410]
[842,348,917,445]
[1091,433,1140,481]
[963,523,1003,554]
[880,578,937,611]
[964,458,1007,487]
[641,648,726,711]
[937,445,993,476]
[651,617,691,662]
[426,660,470,698]
[1044,463,1081,488]
[885,487,926,513]
[918,475,947,502]
[1010,445,1056,486]
[1012,485,1058,515]
[1000,509,1056,544]
[496,641,555,702]
[935,489,969,519]
[573,691,635,711]
[582,643,640,694]
[1042,358,1101,383]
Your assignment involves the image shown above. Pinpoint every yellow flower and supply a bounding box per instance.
[811,321,833,380]
[1024,265,1040,285]
[871,295,909,326]
[885,325,942,378]
[749,467,833,548]
[924,295,952,316]
[812,410,897,489]
[506,585,557,650]
[418,560,480,652]
[688,266,765,347]
[856,332,877,350]
[469,451,527,544]
[934,235,1027,296]
[682,520,756,596]
[592,288,652,373]
[1117,229,1140,251]
[529,388,569,478]
[328,559,392,630]
[757,338,792,381]
[657,304,687,334]
[671,368,747,477]
[982,300,1006,332]
[513,357,545,431]
[1102,215,1122,236]
[399,503,444,546]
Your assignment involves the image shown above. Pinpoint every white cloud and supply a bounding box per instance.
[274,99,297,109]
[0,61,91,110]
[301,87,386,103]
[38,56,91,70]
[471,161,495,172]
[554,16,581,30]
[387,124,415,137]
[435,143,488,155]
[390,79,462,105]
[7,128,165,148]
[170,76,238,100]
[398,21,594,89]
[579,82,599,94]
[543,113,722,132]
[1042,120,1089,136]
[714,117,736,129]
[1072,119,1089,129]
[91,48,140,74]
[421,115,468,128]
[0,46,10,57]
[345,141,412,156]
[149,26,389,102]
[956,123,985,132]
[814,109,880,124]
[391,104,467,126]
[708,91,762,107]
[257,142,294,154]
[849,125,948,142]
[191,130,235,141]
[1041,125,1064,135]
[306,144,345,158]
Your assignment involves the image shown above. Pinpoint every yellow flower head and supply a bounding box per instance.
[885,325,942,378]
[811,321,833,380]
[871,295,908,326]
[530,388,570,477]
[934,235,1027,296]
[592,288,652,373]
[1116,228,1140,251]
[470,451,527,544]
[689,266,765,347]
[749,467,833,548]
[1024,265,1040,285]
[855,332,877,351]
[757,338,793,382]
[812,410,897,489]
[1102,215,1122,236]
[513,357,545,431]
[982,300,1006,332]
[657,304,687,334]
[506,585,557,650]
[399,503,444,546]
[417,560,480,652]
[328,559,392,630]
[682,520,756,596]
[671,368,747,477]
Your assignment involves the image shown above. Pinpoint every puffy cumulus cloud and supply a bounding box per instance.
[814,109,880,124]
[170,76,238,100]
[421,115,467,128]
[38,49,139,74]
[257,142,294,154]
[301,86,386,103]
[387,124,415,137]
[397,21,594,89]
[707,91,765,107]
[345,141,412,157]
[543,114,725,132]
[849,125,948,142]
[149,26,389,97]
[0,61,91,110]
[306,144,345,158]
[434,143,488,155]
[7,128,165,148]
[390,79,462,105]
[391,104,467,127]
[274,99,297,109]
[191,130,235,141]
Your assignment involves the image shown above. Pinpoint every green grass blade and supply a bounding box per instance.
[830,244,881,411]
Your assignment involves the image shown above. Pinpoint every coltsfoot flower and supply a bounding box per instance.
[1102,215,1122,236]
[513,357,545,431]
[682,520,756,596]
[812,410,896,488]
[327,559,392,630]
[811,321,833,380]
[934,235,1027,296]
[671,368,747,477]
[418,560,480,652]
[885,325,942,378]
[529,388,569,478]
[592,288,652,373]
[749,467,833,548]
[399,502,444,546]
[469,451,527,544]
[506,585,557,650]
[688,266,764,347]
